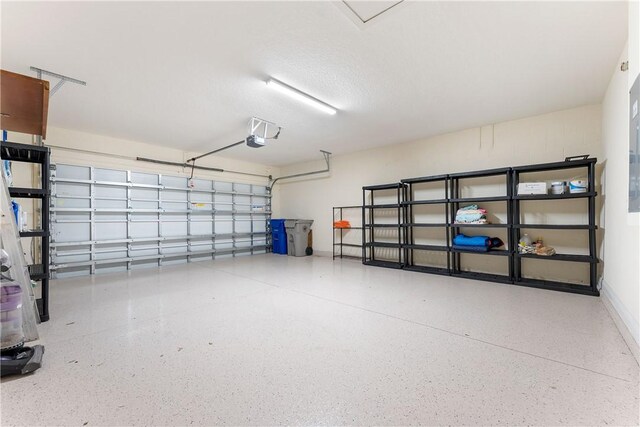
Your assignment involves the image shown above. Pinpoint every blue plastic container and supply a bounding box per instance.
[270,219,287,254]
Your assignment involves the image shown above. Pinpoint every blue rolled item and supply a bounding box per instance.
[452,234,490,247]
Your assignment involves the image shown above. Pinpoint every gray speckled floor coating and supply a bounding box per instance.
[1,254,638,426]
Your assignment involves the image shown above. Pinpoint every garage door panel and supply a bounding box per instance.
[51,164,271,276]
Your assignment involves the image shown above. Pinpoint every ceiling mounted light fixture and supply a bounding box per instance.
[266,78,337,115]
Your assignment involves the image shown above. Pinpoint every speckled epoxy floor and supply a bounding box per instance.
[1,254,638,426]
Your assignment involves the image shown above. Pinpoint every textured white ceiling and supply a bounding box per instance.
[0,1,627,167]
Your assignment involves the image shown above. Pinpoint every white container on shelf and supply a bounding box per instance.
[517,182,547,195]
[569,179,588,193]
[550,181,566,195]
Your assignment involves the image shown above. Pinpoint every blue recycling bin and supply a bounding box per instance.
[270,219,287,254]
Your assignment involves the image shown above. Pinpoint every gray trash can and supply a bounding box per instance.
[284,219,314,257]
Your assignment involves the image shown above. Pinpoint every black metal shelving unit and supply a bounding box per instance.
[362,183,405,269]
[511,157,598,295]
[449,167,513,284]
[332,205,363,260]
[1,141,51,321]
[360,157,599,296]
[400,174,449,275]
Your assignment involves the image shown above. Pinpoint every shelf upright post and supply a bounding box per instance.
[231,182,236,257]
[50,165,57,280]
[407,183,413,268]
[40,146,50,321]
[158,174,163,267]
[445,176,451,274]
[250,184,254,255]
[451,176,460,274]
[370,190,375,262]
[89,167,96,275]
[126,170,132,270]
[183,176,195,263]
[506,169,514,281]
[361,192,366,263]
[212,180,217,260]
[339,207,344,259]
[588,161,597,292]
[397,184,401,265]
[512,169,521,282]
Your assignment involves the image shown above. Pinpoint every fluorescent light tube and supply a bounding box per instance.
[266,78,337,115]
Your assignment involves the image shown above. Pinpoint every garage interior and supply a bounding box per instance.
[1,1,639,425]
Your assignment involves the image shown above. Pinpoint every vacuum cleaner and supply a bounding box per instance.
[1,250,44,377]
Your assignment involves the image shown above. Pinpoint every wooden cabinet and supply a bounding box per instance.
[0,70,49,138]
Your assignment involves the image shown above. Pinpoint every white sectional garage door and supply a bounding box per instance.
[50,164,271,277]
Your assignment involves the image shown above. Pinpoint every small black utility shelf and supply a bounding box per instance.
[359,157,599,296]
[512,157,598,295]
[1,141,51,321]
[333,206,363,260]
[400,174,449,272]
[362,183,405,267]
[449,167,513,281]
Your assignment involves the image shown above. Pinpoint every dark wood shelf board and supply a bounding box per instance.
[363,183,404,191]
[401,174,448,184]
[450,196,509,203]
[402,199,448,205]
[333,243,362,248]
[449,167,511,179]
[451,223,510,228]
[364,242,402,248]
[515,224,596,230]
[19,229,49,237]
[405,244,448,252]
[363,204,400,209]
[512,157,596,172]
[513,278,598,296]
[515,192,596,200]
[451,270,512,284]
[8,187,47,198]
[404,265,450,275]
[363,259,403,269]
[451,248,511,256]
[516,253,597,263]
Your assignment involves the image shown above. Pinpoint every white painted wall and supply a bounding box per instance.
[6,126,282,218]
[599,1,640,351]
[277,104,602,254]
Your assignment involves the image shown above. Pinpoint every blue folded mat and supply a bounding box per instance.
[452,234,490,247]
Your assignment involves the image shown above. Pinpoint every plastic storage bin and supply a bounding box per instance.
[1,283,24,350]
[284,219,314,257]
[270,219,288,255]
